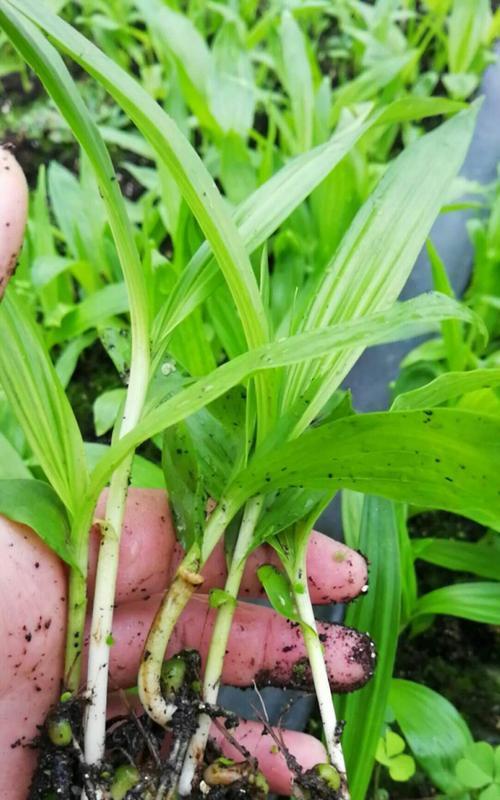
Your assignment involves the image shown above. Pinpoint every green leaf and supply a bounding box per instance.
[229,409,500,532]
[209,22,255,137]
[84,443,163,489]
[0,433,31,479]
[93,388,127,437]
[336,497,402,800]
[412,538,500,582]
[282,104,480,428]
[412,582,500,626]
[389,754,416,782]
[392,369,500,411]
[448,0,491,74]
[280,10,314,152]
[330,54,415,125]
[386,731,406,758]
[0,478,75,568]
[154,97,463,354]
[390,679,473,793]
[162,422,207,550]
[209,588,236,609]
[480,784,500,800]
[137,0,217,133]
[0,3,149,376]
[257,564,300,622]
[456,742,495,789]
[90,297,485,513]
[51,284,129,344]
[0,292,87,513]
[8,0,269,384]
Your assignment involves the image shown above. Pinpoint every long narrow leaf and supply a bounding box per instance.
[7,0,268,363]
[412,538,500,582]
[153,97,464,354]
[282,104,480,428]
[0,292,87,513]
[227,409,500,533]
[87,294,480,498]
[336,497,403,800]
[412,582,500,625]
[393,369,500,410]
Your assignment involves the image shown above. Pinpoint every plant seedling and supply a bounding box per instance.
[1,4,500,800]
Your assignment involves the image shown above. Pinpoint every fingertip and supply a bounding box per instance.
[306,532,368,603]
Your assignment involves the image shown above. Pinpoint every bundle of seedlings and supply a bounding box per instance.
[1,2,500,799]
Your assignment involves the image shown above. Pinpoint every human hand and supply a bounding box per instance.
[0,488,373,798]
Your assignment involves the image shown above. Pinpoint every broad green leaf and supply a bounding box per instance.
[0,478,75,567]
[0,292,87,513]
[93,388,126,437]
[282,104,480,429]
[393,369,500,411]
[227,409,500,532]
[412,582,500,626]
[412,539,500,582]
[50,283,129,344]
[336,497,402,800]
[257,564,300,622]
[390,679,473,793]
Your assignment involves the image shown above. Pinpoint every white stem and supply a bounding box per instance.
[292,557,350,798]
[83,337,149,767]
[138,544,204,725]
[178,496,263,796]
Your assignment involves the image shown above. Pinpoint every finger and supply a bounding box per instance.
[103,594,375,693]
[0,518,66,800]
[89,488,368,605]
[212,721,327,797]
[0,145,28,299]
